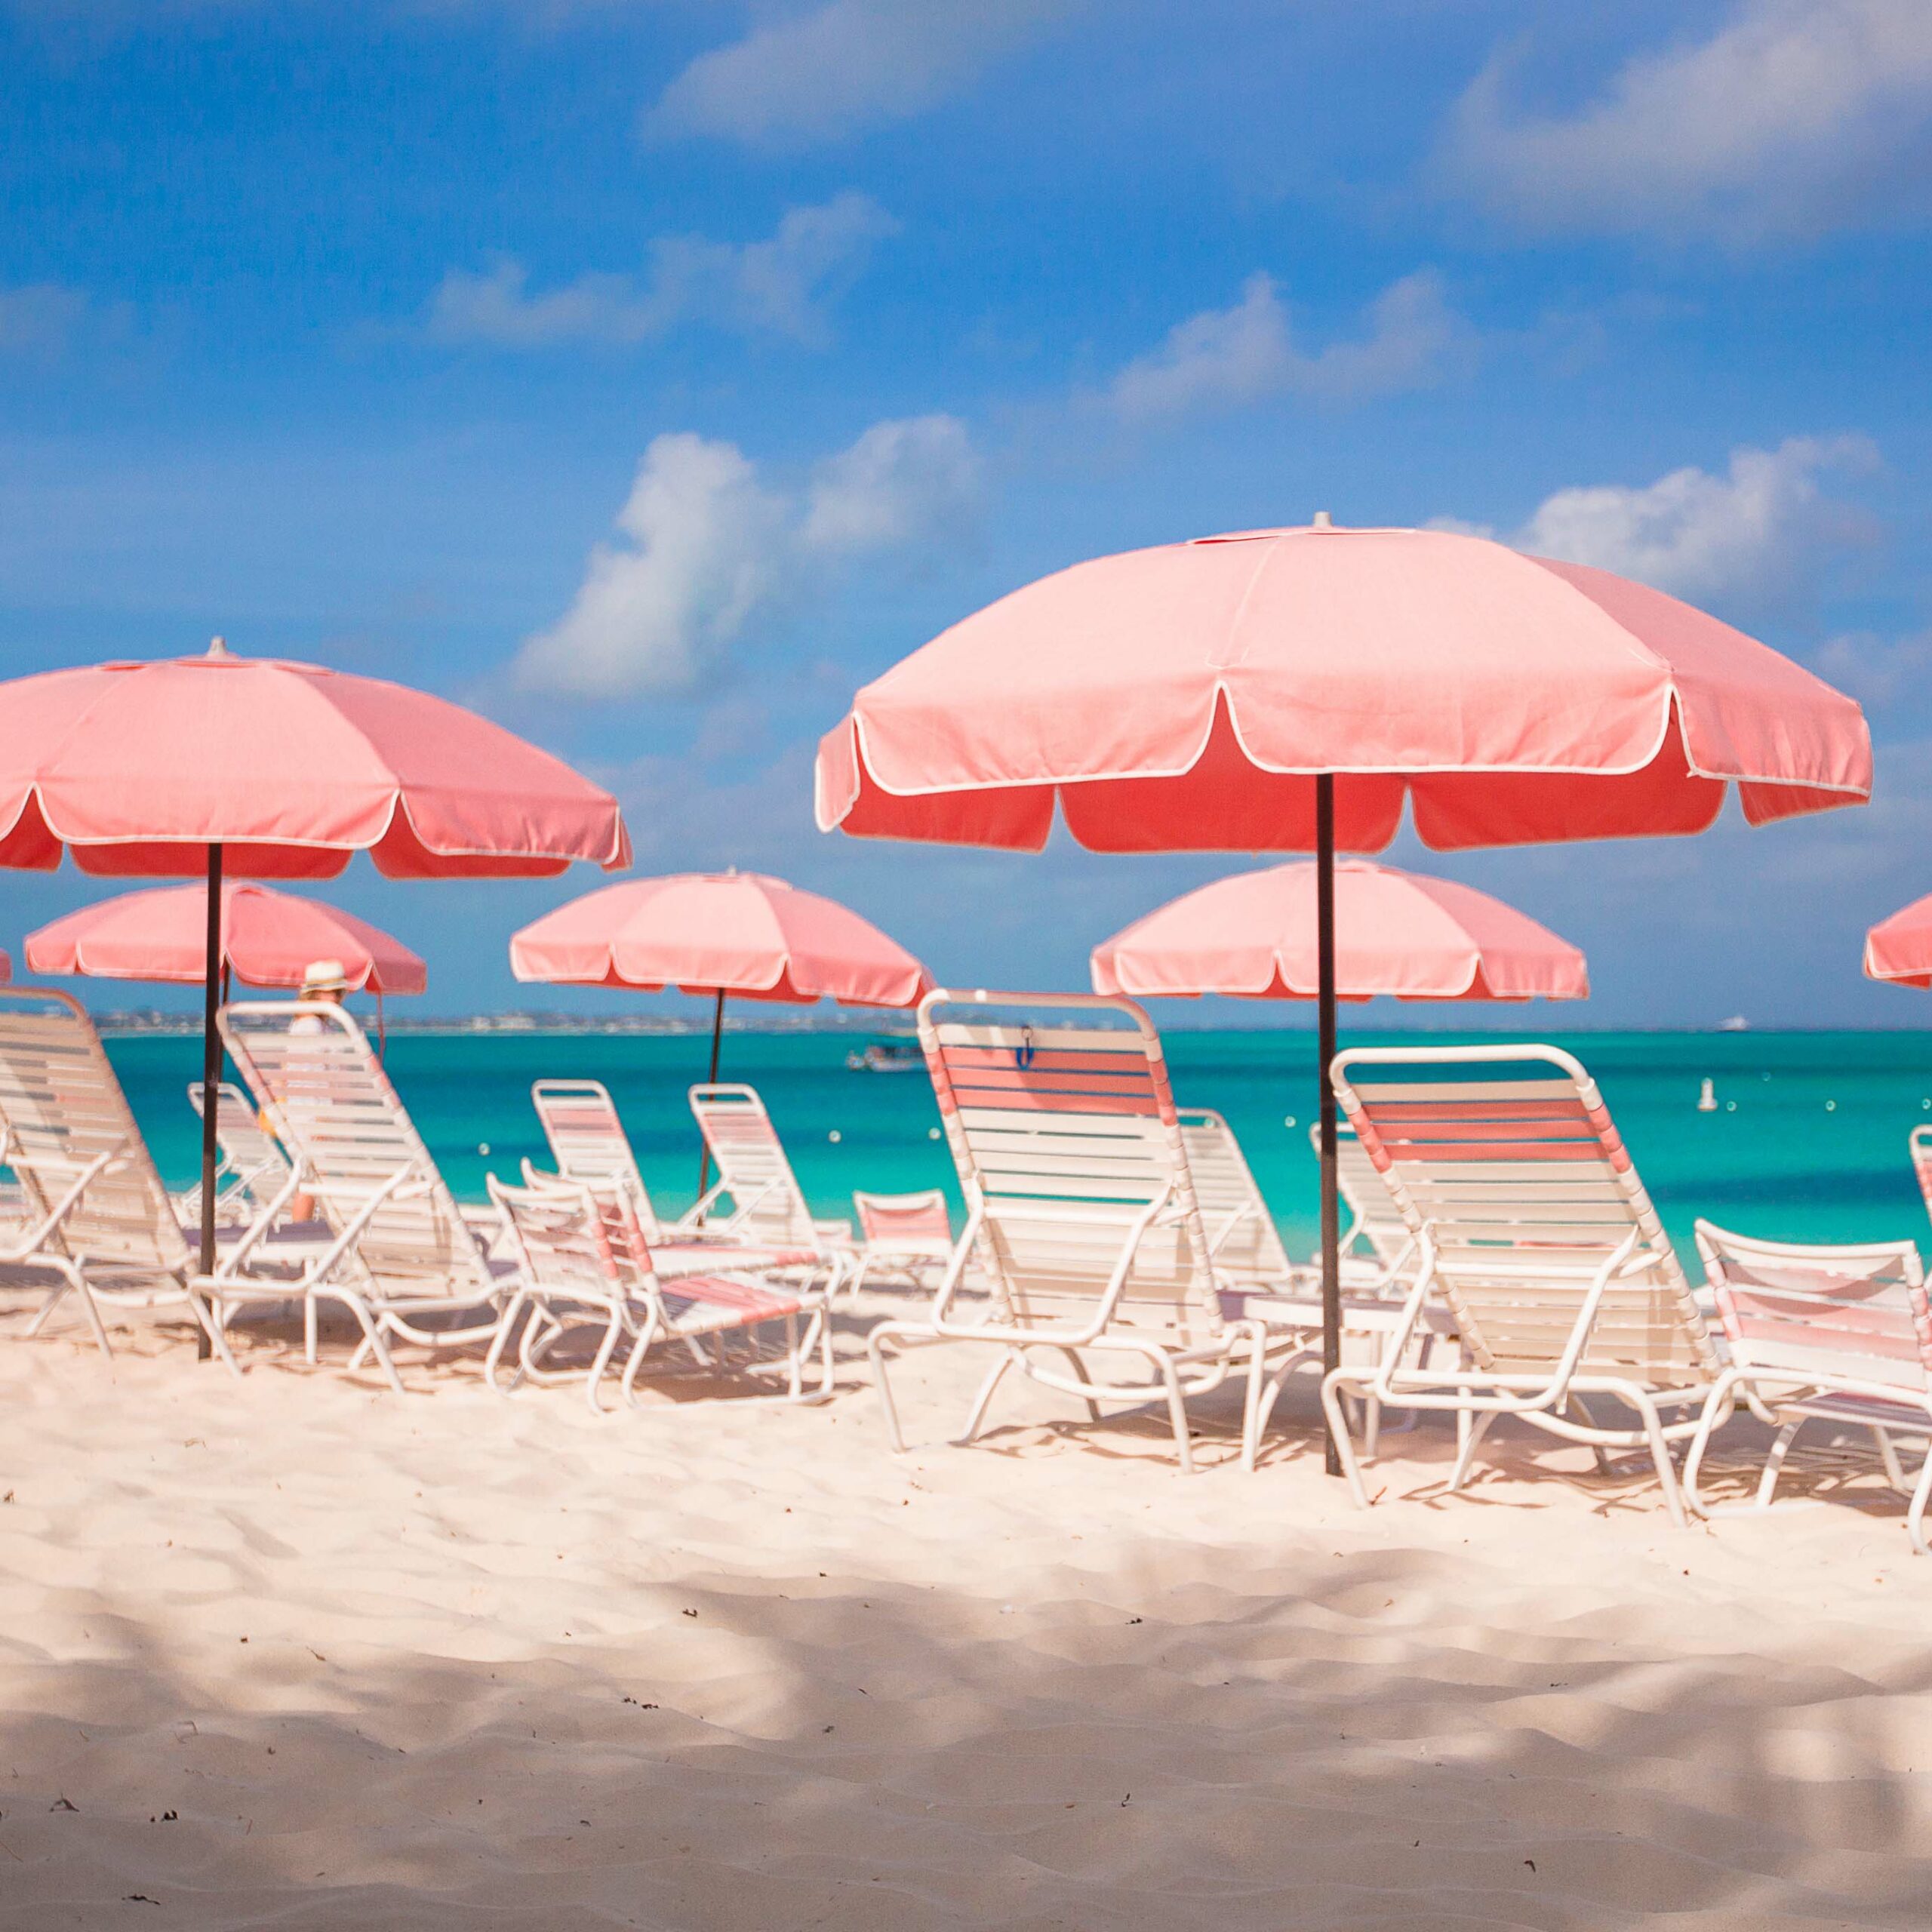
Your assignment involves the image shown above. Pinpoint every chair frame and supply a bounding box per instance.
[1684,1220,1932,1550]
[866,989,1294,1473]
[485,1173,834,1413]
[850,1187,955,1294]
[217,998,506,1391]
[1320,1042,1726,1525]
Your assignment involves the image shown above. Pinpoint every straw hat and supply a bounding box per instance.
[300,958,352,997]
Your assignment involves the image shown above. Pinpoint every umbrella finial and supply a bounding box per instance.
[207,635,229,657]
[1310,510,1334,531]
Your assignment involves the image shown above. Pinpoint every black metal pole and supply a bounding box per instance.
[695,986,725,1204]
[1316,774,1341,1475]
[196,843,223,1358]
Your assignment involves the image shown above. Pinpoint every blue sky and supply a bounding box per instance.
[3,0,1930,1025]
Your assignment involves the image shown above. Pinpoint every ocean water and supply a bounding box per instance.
[106,1026,1932,1266]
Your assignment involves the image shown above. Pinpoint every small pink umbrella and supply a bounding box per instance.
[817,517,1871,1469]
[1092,861,1589,1004]
[0,637,629,1298]
[1864,894,1932,989]
[512,872,930,1191]
[26,884,427,995]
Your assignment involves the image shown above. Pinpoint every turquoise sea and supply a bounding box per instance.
[106,1026,1932,1266]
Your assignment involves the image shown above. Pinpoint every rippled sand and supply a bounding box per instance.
[1,1297,1929,1928]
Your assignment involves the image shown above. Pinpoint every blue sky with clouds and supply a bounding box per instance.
[3,0,1931,1025]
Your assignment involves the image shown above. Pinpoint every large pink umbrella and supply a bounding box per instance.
[0,638,629,1303]
[1092,860,1589,1004]
[512,871,929,1191]
[1864,894,1932,989]
[817,518,1870,1469]
[25,883,427,995]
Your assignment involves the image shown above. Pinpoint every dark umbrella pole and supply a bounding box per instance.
[196,841,223,1358]
[1315,775,1341,1475]
[695,986,726,1205]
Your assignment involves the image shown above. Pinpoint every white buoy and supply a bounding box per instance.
[478,1141,490,1155]
[1725,1101,1737,1112]
[1697,1078,1717,1112]
[829,1129,842,1143]
[1826,1100,1837,1112]
[1283,1115,1297,1129]
[928,1127,940,1140]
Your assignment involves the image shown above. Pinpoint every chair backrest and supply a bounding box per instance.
[531,1079,663,1235]
[919,989,1220,1341]
[1333,1043,1718,1382]
[1178,1108,1293,1285]
[0,989,192,1277]
[490,1174,629,1301]
[1696,1221,1932,1392]
[853,1189,952,1251]
[689,1084,822,1251]
[220,1000,490,1300]
[189,1079,294,1214]
[1910,1126,1932,1232]
[1309,1118,1412,1267]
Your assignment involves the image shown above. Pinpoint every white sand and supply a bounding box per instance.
[2,1300,1930,1929]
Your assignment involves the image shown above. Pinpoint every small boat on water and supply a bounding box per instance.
[846,1041,923,1073]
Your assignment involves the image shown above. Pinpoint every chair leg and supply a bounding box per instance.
[304,1294,318,1366]
[1240,1329,1269,1473]
[484,1290,531,1395]
[1757,1417,1803,1510]
[1152,1352,1194,1475]
[1681,1381,1734,1521]
[620,1307,666,1409]
[1319,1369,1372,1509]
[1449,1410,1495,1492]
[337,1294,407,1395]
[1051,1348,1103,1421]
[1873,1426,1908,1494]
[1907,1435,1932,1556]
[959,1349,1016,1444]
[583,1306,625,1416]
[865,1323,912,1451]
[1628,1389,1687,1529]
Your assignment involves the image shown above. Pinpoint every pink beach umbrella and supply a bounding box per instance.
[25,883,427,996]
[511,871,930,1191]
[817,517,1870,1469]
[0,949,10,983]
[1864,894,1932,989]
[0,637,629,1304]
[1091,860,1589,1004]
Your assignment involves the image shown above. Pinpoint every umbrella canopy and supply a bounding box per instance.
[26,884,427,995]
[0,642,629,878]
[1865,894,1932,989]
[511,872,929,1006]
[1091,861,1589,1004]
[512,871,928,1197]
[817,521,1869,850]
[0,638,629,1310]
[816,518,1870,1475]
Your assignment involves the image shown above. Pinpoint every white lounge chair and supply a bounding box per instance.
[529,1075,823,1278]
[1315,1118,1420,1291]
[851,1189,955,1293]
[1321,1043,1725,1524]
[688,1083,854,1281]
[182,1080,297,1228]
[1685,1222,1932,1550]
[1910,1125,1932,1235]
[0,989,238,1361]
[485,1174,832,1413]
[1178,1108,1297,1288]
[866,990,1297,1472]
[217,999,509,1390]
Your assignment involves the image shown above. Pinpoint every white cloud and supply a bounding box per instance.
[515,432,786,699]
[1107,270,1465,420]
[1502,435,1877,601]
[801,414,979,552]
[426,191,897,348]
[644,0,1073,146]
[0,281,90,356]
[1447,0,1932,241]
[516,414,979,698]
